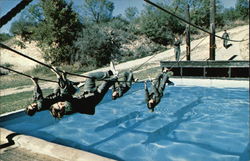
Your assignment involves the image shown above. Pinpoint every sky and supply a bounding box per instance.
[0,0,237,34]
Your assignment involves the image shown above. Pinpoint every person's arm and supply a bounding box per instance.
[144,81,150,102]
[31,77,43,101]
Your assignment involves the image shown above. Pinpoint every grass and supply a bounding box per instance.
[0,88,53,115]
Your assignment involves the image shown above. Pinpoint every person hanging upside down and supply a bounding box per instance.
[25,77,62,116]
[144,68,174,112]
[25,67,80,116]
[49,63,118,119]
[112,70,138,100]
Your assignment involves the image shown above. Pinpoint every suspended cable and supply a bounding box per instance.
[132,52,160,72]
[0,43,51,69]
[0,42,93,79]
[0,0,33,27]
[144,0,246,43]
[0,65,57,83]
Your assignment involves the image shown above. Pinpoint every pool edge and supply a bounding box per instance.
[0,127,116,161]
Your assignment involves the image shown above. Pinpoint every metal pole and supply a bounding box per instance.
[209,0,216,60]
[186,4,191,60]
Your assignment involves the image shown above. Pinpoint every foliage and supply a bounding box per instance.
[34,0,82,64]
[13,40,26,49]
[73,24,121,67]
[83,0,114,23]
[139,4,185,45]
[125,7,139,21]
[235,0,249,20]
[10,18,34,42]
[0,33,12,42]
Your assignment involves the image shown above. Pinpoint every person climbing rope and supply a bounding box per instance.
[144,68,174,112]
[49,62,118,119]
[112,70,138,100]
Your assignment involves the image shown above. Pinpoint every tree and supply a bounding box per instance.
[235,0,249,20]
[83,0,114,23]
[35,0,81,64]
[125,7,138,21]
[171,0,224,28]
[139,4,185,45]
[73,24,120,67]
[10,18,34,42]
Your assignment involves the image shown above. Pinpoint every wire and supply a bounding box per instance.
[0,65,57,83]
[144,0,247,43]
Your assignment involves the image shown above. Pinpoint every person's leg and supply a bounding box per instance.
[94,76,117,104]
[177,47,180,61]
[83,71,113,92]
[158,72,171,95]
[152,73,162,90]
[32,78,43,100]
[124,71,134,88]
[175,48,178,61]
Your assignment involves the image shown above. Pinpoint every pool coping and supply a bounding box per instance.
[0,127,116,161]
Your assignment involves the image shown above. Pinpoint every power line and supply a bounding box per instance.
[144,0,246,43]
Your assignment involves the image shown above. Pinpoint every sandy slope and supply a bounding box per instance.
[0,25,249,96]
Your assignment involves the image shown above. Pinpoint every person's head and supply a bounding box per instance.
[25,103,38,116]
[224,30,227,32]
[50,102,66,119]
[147,99,155,110]
[112,91,119,100]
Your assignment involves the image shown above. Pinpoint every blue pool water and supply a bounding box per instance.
[1,83,249,161]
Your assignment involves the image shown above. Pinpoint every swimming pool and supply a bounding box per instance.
[1,79,249,161]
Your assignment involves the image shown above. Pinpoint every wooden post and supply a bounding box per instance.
[186,4,191,61]
[209,0,216,60]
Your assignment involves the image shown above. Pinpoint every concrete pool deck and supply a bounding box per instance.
[0,78,248,161]
[0,127,115,161]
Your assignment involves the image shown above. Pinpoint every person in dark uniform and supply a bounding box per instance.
[25,77,62,116]
[25,67,80,116]
[144,68,174,112]
[222,30,232,49]
[111,70,137,100]
[49,66,118,119]
[174,36,182,61]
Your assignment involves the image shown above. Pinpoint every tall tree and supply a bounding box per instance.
[36,0,81,64]
[83,0,114,23]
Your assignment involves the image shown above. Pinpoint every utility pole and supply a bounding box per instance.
[209,0,216,60]
[185,4,191,60]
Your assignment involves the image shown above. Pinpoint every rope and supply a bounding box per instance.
[0,65,57,83]
[132,52,160,72]
[144,0,247,43]
[0,0,33,27]
[0,42,93,79]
